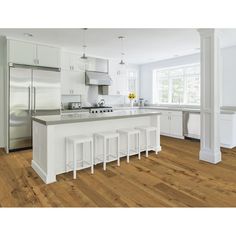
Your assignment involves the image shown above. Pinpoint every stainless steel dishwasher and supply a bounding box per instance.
[183,111,200,139]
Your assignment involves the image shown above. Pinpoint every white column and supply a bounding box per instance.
[198,29,221,164]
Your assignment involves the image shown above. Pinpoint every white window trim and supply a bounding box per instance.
[153,63,200,105]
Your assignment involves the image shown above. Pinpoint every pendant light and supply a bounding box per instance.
[118,36,125,65]
[81,28,88,60]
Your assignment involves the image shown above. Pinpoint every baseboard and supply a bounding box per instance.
[161,133,184,139]
[220,143,235,149]
[31,160,47,183]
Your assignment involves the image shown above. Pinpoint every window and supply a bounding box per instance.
[127,70,138,93]
[153,64,200,105]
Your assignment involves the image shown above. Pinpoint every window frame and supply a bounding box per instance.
[153,63,200,105]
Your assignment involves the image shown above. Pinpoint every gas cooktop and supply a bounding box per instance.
[82,106,113,113]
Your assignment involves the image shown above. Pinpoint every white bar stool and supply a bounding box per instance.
[135,126,159,157]
[94,131,120,171]
[117,128,141,163]
[65,135,94,179]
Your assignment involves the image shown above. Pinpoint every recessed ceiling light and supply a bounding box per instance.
[23,33,33,37]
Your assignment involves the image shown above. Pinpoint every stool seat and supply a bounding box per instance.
[135,126,157,132]
[117,128,140,135]
[95,131,119,139]
[67,135,93,143]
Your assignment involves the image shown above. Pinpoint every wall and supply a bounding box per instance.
[221,46,236,107]
[0,37,6,147]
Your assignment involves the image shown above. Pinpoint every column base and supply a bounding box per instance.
[199,149,222,164]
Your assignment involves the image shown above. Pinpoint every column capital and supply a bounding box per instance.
[197,28,222,38]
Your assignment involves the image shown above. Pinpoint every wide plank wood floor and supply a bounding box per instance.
[1,136,236,207]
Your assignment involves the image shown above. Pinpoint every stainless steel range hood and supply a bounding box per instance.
[85,71,111,86]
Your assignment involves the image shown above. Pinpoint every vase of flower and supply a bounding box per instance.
[128,92,136,108]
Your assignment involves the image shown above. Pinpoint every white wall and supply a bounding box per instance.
[0,37,6,147]
[221,46,236,107]
[139,54,200,103]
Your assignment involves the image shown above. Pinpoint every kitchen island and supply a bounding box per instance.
[32,109,162,184]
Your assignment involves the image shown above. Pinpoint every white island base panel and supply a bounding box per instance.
[32,115,161,184]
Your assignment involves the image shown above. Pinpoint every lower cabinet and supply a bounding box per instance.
[61,69,86,95]
[160,110,184,139]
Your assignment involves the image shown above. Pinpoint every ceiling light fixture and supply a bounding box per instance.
[118,36,125,65]
[23,33,33,37]
[81,28,88,60]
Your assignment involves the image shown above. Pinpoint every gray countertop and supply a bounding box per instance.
[32,109,161,126]
[113,106,236,114]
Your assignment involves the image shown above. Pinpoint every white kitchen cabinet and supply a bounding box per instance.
[9,40,36,65]
[160,110,184,139]
[61,52,86,71]
[37,45,60,68]
[8,39,60,68]
[107,60,130,96]
[61,69,86,95]
[160,111,170,134]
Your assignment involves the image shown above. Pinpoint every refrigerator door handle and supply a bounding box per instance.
[28,86,31,112]
[33,87,36,113]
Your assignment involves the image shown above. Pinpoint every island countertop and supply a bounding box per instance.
[32,109,161,125]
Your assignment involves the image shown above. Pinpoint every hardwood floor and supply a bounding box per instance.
[1,136,236,207]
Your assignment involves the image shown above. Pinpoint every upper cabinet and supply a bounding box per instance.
[8,39,61,68]
[108,60,139,96]
[60,51,86,95]
[8,40,36,66]
[37,45,60,68]
[61,51,85,71]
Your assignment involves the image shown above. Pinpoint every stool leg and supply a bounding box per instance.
[155,130,158,155]
[103,137,107,171]
[117,136,120,166]
[65,138,68,172]
[73,143,77,179]
[127,134,130,163]
[107,138,110,161]
[138,133,141,160]
[91,140,94,174]
[146,131,149,157]
[82,143,85,168]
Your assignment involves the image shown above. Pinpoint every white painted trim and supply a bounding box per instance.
[160,133,185,139]
[31,160,48,183]
[199,149,221,164]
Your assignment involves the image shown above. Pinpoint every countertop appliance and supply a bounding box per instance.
[68,102,81,110]
[8,64,61,151]
[183,111,200,139]
[82,106,113,113]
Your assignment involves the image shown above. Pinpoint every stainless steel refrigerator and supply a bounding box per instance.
[9,64,61,151]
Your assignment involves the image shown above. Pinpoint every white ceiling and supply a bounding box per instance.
[0,28,236,65]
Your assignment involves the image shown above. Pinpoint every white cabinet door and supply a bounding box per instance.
[37,45,60,68]
[160,111,170,134]
[61,70,86,95]
[170,112,183,137]
[9,40,36,65]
